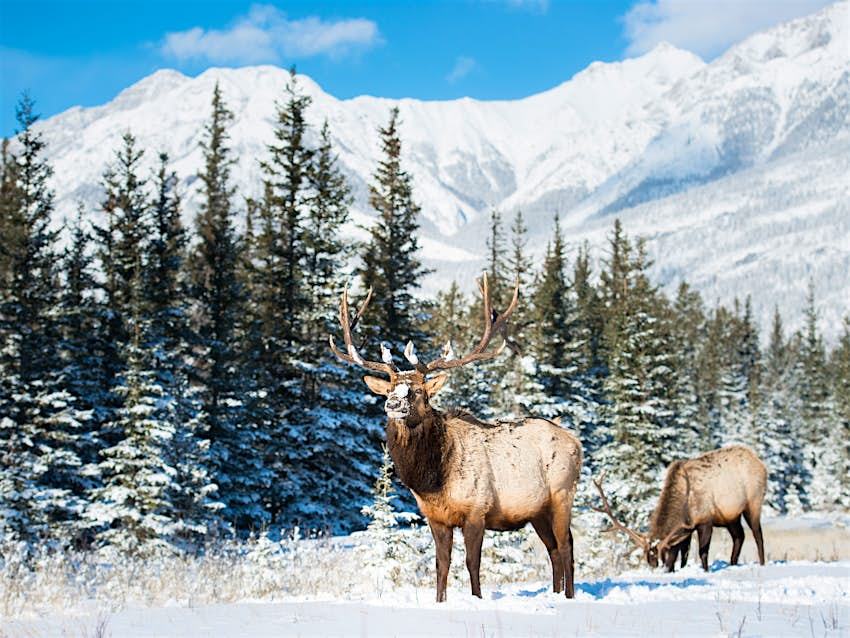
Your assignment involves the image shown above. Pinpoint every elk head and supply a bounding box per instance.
[329,274,520,437]
[590,473,693,569]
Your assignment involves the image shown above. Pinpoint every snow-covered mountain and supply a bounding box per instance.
[30,1,850,339]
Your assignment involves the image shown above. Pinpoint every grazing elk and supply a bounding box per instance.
[591,446,767,572]
[329,276,582,602]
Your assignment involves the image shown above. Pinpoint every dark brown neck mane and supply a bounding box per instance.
[386,407,450,495]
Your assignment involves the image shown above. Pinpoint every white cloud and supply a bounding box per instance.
[622,0,833,58]
[447,56,477,84]
[160,4,380,64]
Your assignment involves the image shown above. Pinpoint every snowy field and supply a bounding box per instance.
[3,516,848,637]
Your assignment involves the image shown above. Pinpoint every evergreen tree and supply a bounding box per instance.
[292,118,383,532]
[828,318,850,509]
[668,282,705,457]
[95,131,150,321]
[531,214,571,401]
[49,207,107,542]
[0,95,64,541]
[569,243,607,460]
[596,228,678,526]
[717,298,760,449]
[426,281,493,413]
[360,446,420,587]
[0,138,22,294]
[756,308,808,512]
[798,283,833,509]
[357,107,430,352]
[485,208,508,310]
[191,83,269,532]
[144,153,221,543]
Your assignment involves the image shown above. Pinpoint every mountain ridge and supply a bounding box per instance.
[22,0,850,339]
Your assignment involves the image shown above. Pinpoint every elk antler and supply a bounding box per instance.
[588,472,649,550]
[329,284,398,376]
[420,274,521,373]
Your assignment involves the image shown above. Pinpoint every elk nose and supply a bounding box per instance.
[386,397,403,411]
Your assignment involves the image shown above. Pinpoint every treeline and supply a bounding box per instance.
[0,73,429,550]
[431,211,850,525]
[1,73,849,554]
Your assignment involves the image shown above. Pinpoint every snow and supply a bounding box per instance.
[5,561,847,637]
[403,341,419,366]
[391,384,409,399]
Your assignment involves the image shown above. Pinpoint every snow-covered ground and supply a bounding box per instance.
[3,515,848,637]
[5,561,848,637]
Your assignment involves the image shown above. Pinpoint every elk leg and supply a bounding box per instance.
[696,522,713,571]
[461,521,485,598]
[551,500,575,599]
[728,517,745,565]
[679,535,691,569]
[531,516,562,594]
[743,507,765,565]
[429,520,453,602]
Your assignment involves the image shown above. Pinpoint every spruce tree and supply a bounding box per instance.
[798,283,833,509]
[191,83,269,532]
[485,208,508,310]
[569,243,607,460]
[357,107,430,353]
[668,282,705,457]
[828,318,850,508]
[531,213,572,402]
[294,118,382,532]
[596,228,678,526]
[0,138,22,294]
[0,95,64,541]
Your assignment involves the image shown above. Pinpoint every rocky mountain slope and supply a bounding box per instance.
[28,1,850,338]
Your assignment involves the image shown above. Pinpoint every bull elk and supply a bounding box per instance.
[330,276,582,601]
[590,446,767,572]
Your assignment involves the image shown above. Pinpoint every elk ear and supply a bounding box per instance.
[363,376,393,395]
[424,374,448,397]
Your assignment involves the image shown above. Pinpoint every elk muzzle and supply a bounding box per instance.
[385,384,410,419]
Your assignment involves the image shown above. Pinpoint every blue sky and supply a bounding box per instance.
[0,0,832,136]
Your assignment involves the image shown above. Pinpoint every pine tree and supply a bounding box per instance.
[828,317,850,509]
[798,283,834,510]
[426,282,476,409]
[360,446,420,586]
[191,83,269,532]
[96,131,150,321]
[46,206,107,543]
[596,227,678,526]
[357,107,430,353]
[717,298,760,449]
[485,208,508,310]
[569,243,607,461]
[87,259,179,554]
[0,95,64,541]
[144,153,221,543]
[668,282,705,458]
[756,308,808,513]
[291,118,383,532]
[0,138,22,294]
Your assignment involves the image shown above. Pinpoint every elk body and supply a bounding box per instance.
[592,446,767,572]
[330,277,582,602]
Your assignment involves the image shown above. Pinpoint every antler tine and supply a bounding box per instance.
[328,284,396,376]
[424,275,520,372]
[589,472,649,550]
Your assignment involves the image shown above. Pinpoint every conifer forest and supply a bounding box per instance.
[1,73,849,560]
